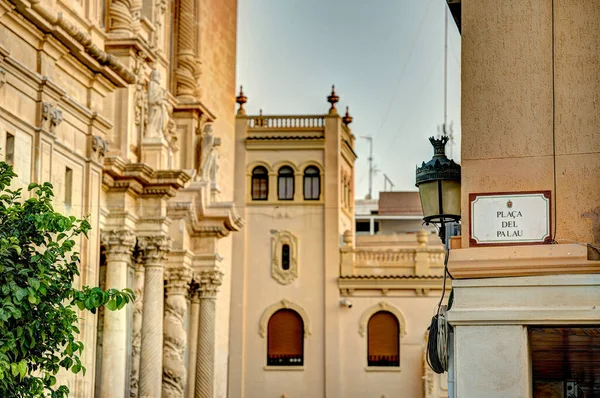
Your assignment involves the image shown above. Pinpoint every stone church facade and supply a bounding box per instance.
[0,0,239,396]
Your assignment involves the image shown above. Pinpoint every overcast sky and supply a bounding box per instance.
[236,0,461,198]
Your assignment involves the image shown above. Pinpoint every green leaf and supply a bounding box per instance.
[18,361,26,379]
[28,294,36,304]
[106,300,117,311]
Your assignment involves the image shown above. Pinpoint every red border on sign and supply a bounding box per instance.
[469,190,552,247]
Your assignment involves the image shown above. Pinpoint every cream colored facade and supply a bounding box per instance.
[447,0,600,397]
[0,0,240,396]
[228,95,449,397]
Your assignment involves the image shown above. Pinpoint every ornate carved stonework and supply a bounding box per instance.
[163,267,192,398]
[100,230,136,261]
[108,0,133,34]
[138,235,171,262]
[198,269,223,299]
[146,69,173,140]
[270,230,299,285]
[130,248,144,398]
[153,0,167,51]
[174,0,197,98]
[0,66,6,88]
[133,58,148,143]
[91,135,108,163]
[41,102,63,134]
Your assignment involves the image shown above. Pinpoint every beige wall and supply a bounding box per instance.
[461,0,600,248]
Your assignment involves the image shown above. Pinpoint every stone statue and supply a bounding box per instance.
[199,123,221,184]
[146,69,172,139]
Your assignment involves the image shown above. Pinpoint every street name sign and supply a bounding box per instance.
[469,191,551,246]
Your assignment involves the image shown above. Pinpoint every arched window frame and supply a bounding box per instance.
[251,166,269,200]
[358,301,407,370]
[266,309,304,366]
[367,311,400,367]
[277,166,295,200]
[303,166,321,200]
[259,299,311,370]
[270,230,299,285]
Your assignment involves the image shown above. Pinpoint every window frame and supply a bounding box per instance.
[303,166,321,200]
[266,309,304,367]
[251,166,269,201]
[277,166,295,200]
[366,310,400,368]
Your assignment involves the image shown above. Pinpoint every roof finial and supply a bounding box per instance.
[342,106,353,125]
[327,85,339,115]
[236,85,247,116]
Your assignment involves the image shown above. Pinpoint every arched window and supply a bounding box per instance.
[304,166,320,200]
[281,244,290,270]
[367,311,400,367]
[278,166,294,200]
[267,309,304,366]
[251,166,269,200]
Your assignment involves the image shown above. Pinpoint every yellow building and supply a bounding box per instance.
[445,1,600,397]
[229,90,449,398]
[0,0,240,396]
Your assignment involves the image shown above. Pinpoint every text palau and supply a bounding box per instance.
[496,210,523,238]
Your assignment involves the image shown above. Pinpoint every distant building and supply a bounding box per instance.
[229,93,448,397]
[356,191,437,235]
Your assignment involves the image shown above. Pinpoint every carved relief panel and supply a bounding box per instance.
[270,230,299,285]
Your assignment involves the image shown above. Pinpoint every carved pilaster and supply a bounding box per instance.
[195,270,223,398]
[99,230,136,398]
[153,0,167,52]
[138,235,171,398]
[129,249,144,398]
[163,267,193,398]
[108,0,133,34]
[175,0,197,98]
[186,283,201,398]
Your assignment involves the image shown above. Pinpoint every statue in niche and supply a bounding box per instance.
[146,69,172,139]
[199,123,221,186]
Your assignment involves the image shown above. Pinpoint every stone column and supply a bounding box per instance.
[99,230,135,398]
[138,236,171,398]
[108,0,134,34]
[195,270,223,398]
[163,266,193,397]
[175,0,197,98]
[130,249,145,398]
[186,283,201,398]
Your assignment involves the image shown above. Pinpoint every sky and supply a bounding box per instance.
[236,0,461,199]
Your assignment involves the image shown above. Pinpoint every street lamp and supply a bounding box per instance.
[415,135,461,244]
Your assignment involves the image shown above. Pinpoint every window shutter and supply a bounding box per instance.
[368,311,399,366]
[268,309,303,365]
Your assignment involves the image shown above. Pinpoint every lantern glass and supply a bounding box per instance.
[441,180,461,217]
[418,180,440,220]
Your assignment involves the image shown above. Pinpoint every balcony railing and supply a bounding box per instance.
[368,355,400,367]
[267,354,303,366]
[247,115,324,129]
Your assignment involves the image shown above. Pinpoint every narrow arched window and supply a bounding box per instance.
[267,309,304,366]
[281,244,290,270]
[303,166,320,200]
[278,166,294,200]
[367,311,400,367]
[251,166,269,200]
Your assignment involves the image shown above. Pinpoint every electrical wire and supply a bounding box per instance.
[426,249,450,374]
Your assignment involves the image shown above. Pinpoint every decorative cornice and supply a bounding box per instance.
[7,0,135,86]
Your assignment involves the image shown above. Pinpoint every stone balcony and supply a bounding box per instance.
[339,230,447,297]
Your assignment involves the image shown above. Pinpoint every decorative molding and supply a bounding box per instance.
[91,135,108,163]
[197,269,223,299]
[270,230,299,285]
[358,301,407,338]
[0,66,5,88]
[137,235,171,263]
[100,229,136,261]
[259,299,311,339]
[40,101,62,133]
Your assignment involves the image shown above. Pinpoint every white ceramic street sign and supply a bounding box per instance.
[470,192,551,246]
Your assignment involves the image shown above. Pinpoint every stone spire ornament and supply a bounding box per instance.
[342,106,353,125]
[327,85,339,115]
[236,85,247,116]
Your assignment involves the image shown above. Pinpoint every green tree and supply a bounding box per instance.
[0,161,134,397]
